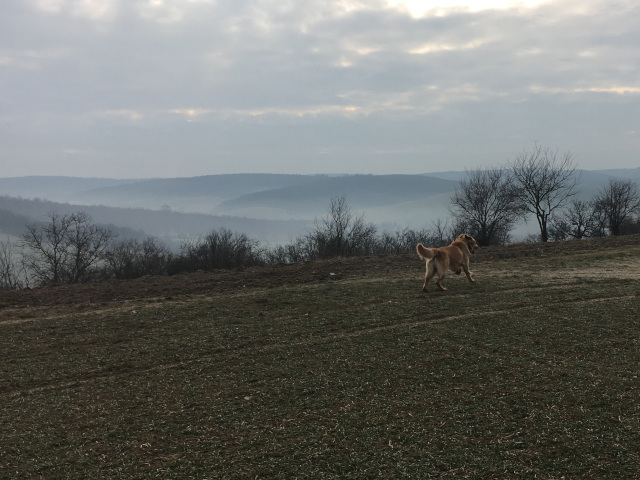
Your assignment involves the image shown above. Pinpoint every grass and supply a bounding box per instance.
[1,238,640,479]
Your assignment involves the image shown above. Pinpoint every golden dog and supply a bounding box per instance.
[416,234,479,292]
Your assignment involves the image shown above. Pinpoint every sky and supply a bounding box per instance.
[1,0,639,179]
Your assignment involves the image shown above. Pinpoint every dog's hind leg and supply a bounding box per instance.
[435,265,447,291]
[422,261,435,291]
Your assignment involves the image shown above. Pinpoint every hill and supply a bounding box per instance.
[0,174,460,242]
[215,174,459,219]
[2,235,640,478]
[70,174,317,211]
[592,167,640,181]
[69,173,459,225]
[0,169,634,245]
[0,196,309,246]
[0,176,139,203]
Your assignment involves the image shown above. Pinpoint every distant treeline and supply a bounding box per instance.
[0,203,453,289]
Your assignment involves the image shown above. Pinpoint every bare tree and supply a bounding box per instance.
[176,228,264,272]
[589,200,609,238]
[0,238,25,290]
[103,238,142,279]
[266,236,318,264]
[138,237,170,275]
[104,237,171,279]
[65,212,114,283]
[308,196,377,259]
[450,168,523,246]
[375,227,434,254]
[549,200,599,240]
[21,212,113,285]
[592,178,640,236]
[21,212,74,285]
[429,218,457,246]
[511,144,579,242]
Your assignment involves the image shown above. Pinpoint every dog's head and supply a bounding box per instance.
[459,234,479,254]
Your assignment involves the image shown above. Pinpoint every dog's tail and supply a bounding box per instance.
[416,243,439,260]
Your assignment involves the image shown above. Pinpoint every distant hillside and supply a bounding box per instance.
[0,196,310,246]
[80,173,314,198]
[0,174,461,230]
[0,176,138,203]
[0,208,32,237]
[216,175,459,214]
[72,174,318,211]
[592,167,640,181]
[0,170,635,243]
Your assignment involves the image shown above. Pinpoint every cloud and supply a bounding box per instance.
[0,47,71,69]
[30,0,119,20]
[1,0,639,177]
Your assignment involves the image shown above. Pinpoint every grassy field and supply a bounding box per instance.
[1,236,640,479]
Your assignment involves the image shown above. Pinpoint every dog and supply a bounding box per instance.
[416,234,479,292]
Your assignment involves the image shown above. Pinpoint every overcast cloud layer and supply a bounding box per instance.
[1,0,639,178]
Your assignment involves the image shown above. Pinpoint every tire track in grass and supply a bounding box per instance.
[4,293,637,399]
[0,278,603,327]
[272,294,639,348]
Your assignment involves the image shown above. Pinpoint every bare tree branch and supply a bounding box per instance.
[450,168,523,246]
[20,212,113,285]
[511,144,579,242]
[593,179,640,236]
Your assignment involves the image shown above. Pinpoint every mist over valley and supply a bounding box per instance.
[1,169,639,247]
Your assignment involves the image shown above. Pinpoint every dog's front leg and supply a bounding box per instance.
[462,263,475,283]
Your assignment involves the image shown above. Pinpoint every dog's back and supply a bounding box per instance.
[441,240,468,266]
